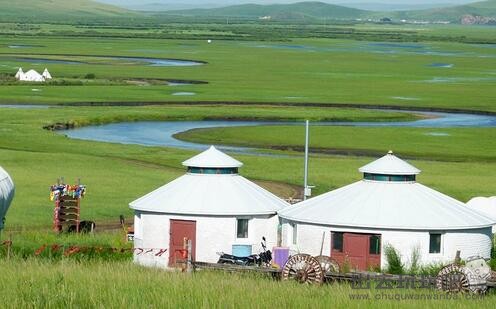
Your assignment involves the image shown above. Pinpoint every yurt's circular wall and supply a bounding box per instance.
[0,166,15,230]
[279,152,494,270]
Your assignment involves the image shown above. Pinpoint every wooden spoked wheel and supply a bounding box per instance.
[282,254,324,285]
[315,255,340,274]
[436,264,470,293]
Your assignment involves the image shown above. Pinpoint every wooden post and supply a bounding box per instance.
[181,237,187,271]
[187,239,193,274]
[319,232,325,256]
[454,250,461,265]
[7,233,12,260]
[277,219,282,247]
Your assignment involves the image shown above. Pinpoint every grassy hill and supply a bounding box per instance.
[164,0,496,23]
[0,0,137,21]
[167,1,368,21]
[385,0,496,22]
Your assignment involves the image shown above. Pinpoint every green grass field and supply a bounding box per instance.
[0,35,495,112]
[2,259,495,308]
[0,105,494,230]
[175,125,496,162]
[1,19,496,307]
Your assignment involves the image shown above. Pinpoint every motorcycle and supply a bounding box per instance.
[217,237,272,267]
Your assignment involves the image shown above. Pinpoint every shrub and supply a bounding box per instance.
[85,73,96,79]
[408,246,421,275]
[384,244,404,274]
[341,256,351,274]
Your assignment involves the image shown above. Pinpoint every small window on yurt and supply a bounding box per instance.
[291,223,297,245]
[332,232,343,252]
[236,219,249,238]
[429,233,442,254]
[369,235,381,255]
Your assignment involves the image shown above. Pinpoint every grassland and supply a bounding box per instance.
[0,258,495,308]
[1,19,496,307]
[0,35,496,112]
[0,105,494,231]
[0,0,135,22]
[175,125,496,162]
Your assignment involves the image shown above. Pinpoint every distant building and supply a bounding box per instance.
[15,68,23,79]
[42,68,52,80]
[15,68,52,82]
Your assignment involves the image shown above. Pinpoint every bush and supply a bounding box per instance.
[408,246,421,274]
[85,73,96,79]
[384,244,404,274]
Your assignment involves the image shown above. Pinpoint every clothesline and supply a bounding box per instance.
[49,183,86,201]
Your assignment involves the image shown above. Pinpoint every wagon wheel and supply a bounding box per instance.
[315,255,340,274]
[465,268,489,294]
[282,254,324,285]
[490,271,496,282]
[436,264,470,293]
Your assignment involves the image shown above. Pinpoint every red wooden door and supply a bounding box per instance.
[344,233,368,270]
[331,232,381,271]
[169,219,196,267]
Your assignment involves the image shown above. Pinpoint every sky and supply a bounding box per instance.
[98,0,479,11]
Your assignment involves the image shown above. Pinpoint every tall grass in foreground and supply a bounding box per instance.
[0,258,494,308]
[0,230,131,261]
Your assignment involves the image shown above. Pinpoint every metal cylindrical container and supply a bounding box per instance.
[232,244,252,257]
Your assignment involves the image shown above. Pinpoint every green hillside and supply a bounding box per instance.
[390,0,496,22]
[0,0,136,21]
[165,0,496,23]
[168,1,368,21]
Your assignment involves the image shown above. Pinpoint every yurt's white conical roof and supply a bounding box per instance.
[42,68,52,79]
[15,68,23,79]
[130,146,287,215]
[182,146,243,168]
[279,152,494,231]
[0,166,15,230]
[466,197,496,221]
[359,151,420,175]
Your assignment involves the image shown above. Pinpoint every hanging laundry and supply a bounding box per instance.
[49,183,86,201]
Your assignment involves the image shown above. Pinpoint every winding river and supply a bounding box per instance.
[2,104,494,154]
[60,110,496,154]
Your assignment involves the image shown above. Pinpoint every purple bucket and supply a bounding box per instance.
[272,247,290,269]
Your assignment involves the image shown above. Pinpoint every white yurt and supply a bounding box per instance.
[15,68,24,80]
[42,68,52,80]
[0,165,15,231]
[130,146,289,268]
[466,197,496,233]
[19,69,44,82]
[279,151,494,271]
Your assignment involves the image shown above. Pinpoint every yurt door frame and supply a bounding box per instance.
[169,219,196,267]
[331,232,381,271]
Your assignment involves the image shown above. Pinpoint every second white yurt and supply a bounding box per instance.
[130,146,289,268]
[279,151,494,271]
[467,197,496,233]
